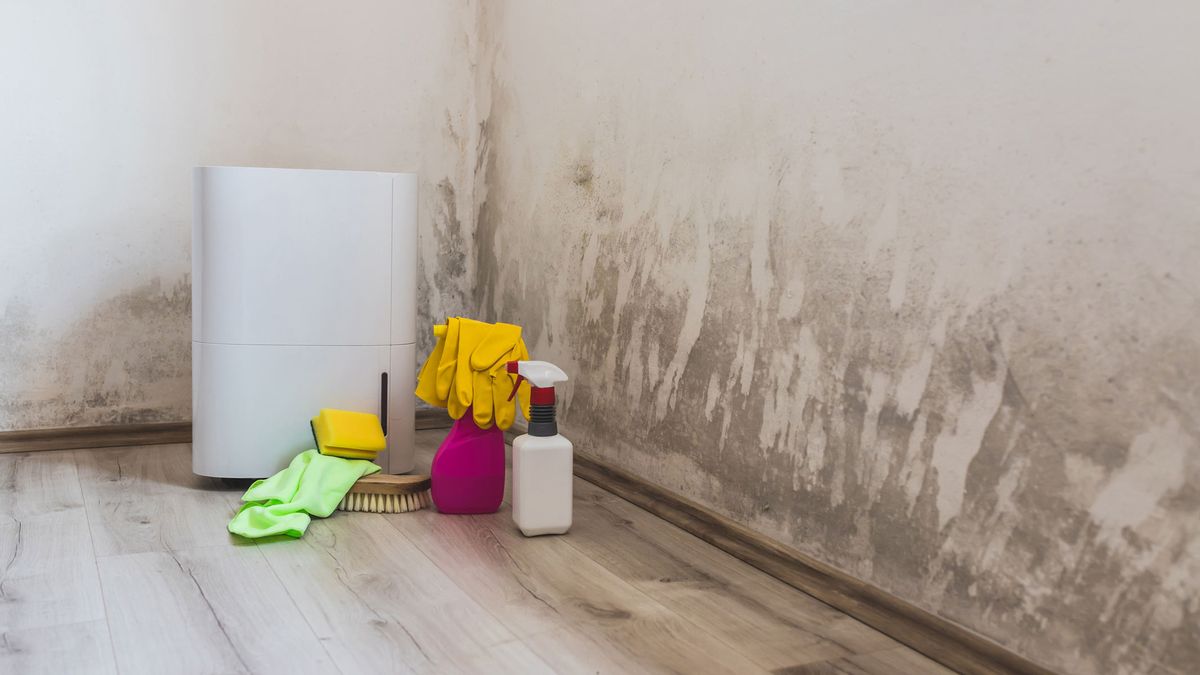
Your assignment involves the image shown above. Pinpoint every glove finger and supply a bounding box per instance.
[446,382,467,420]
[454,318,490,409]
[472,369,494,429]
[470,322,522,370]
[415,324,448,407]
[435,318,460,402]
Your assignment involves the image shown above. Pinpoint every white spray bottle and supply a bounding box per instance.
[506,360,572,536]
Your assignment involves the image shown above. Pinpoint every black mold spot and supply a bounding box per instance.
[572,161,594,188]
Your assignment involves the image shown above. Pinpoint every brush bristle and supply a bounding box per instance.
[336,490,431,513]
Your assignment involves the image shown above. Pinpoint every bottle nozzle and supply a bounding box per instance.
[507,360,568,389]
[507,360,566,437]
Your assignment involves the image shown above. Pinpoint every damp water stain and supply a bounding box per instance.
[468,30,1200,673]
[0,277,192,431]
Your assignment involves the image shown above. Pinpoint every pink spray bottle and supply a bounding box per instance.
[429,409,505,514]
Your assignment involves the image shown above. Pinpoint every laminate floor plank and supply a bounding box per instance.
[567,478,900,670]
[98,550,250,674]
[0,452,109,637]
[410,432,768,667]
[253,512,553,674]
[75,444,242,556]
[172,544,338,675]
[0,619,117,675]
[389,506,766,674]
[414,431,897,671]
[388,506,665,674]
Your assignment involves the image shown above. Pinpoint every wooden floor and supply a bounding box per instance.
[0,428,956,675]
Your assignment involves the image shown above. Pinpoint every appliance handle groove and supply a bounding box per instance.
[380,372,389,436]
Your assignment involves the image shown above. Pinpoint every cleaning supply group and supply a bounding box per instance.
[227,317,573,540]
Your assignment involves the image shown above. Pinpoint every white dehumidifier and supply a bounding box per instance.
[192,166,416,478]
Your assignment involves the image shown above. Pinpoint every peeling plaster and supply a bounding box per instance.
[1090,419,1189,545]
[931,367,1007,530]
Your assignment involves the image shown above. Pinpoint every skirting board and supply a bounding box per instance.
[414,406,456,430]
[570,450,1056,675]
[0,422,192,454]
[0,408,453,455]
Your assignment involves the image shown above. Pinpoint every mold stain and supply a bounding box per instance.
[469,66,1200,674]
[0,277,191,431]
[416,173,474,356]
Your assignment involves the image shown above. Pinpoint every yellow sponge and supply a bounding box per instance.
[310,409,386,459]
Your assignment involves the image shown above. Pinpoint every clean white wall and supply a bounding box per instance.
[0,0,480,430]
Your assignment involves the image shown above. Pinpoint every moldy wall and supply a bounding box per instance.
[472,2,1200,673]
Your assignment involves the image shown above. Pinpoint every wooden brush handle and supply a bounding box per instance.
[348,473,431,495]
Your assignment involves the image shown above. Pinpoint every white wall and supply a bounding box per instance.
[0,0,480,430]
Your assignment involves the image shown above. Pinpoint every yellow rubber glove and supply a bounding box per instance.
[446,318,492,420]
[413,318,532,429]
[415,323,448,408]
[468,322,531,429]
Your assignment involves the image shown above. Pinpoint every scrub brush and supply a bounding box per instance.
[337,474,432,513]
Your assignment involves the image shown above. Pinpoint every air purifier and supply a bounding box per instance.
[192,166,416,478]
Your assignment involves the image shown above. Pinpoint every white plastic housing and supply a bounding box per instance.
[192,166,416,478]
[512,433,574,536]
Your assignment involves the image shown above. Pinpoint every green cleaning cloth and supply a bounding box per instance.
[228,449,381,539]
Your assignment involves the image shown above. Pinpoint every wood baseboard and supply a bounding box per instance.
[0,408,454,455]
[0,422,193,454]
[571,450,1056,675]
[414,407,454,430]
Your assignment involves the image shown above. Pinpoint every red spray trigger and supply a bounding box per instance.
[506,361,524,401]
